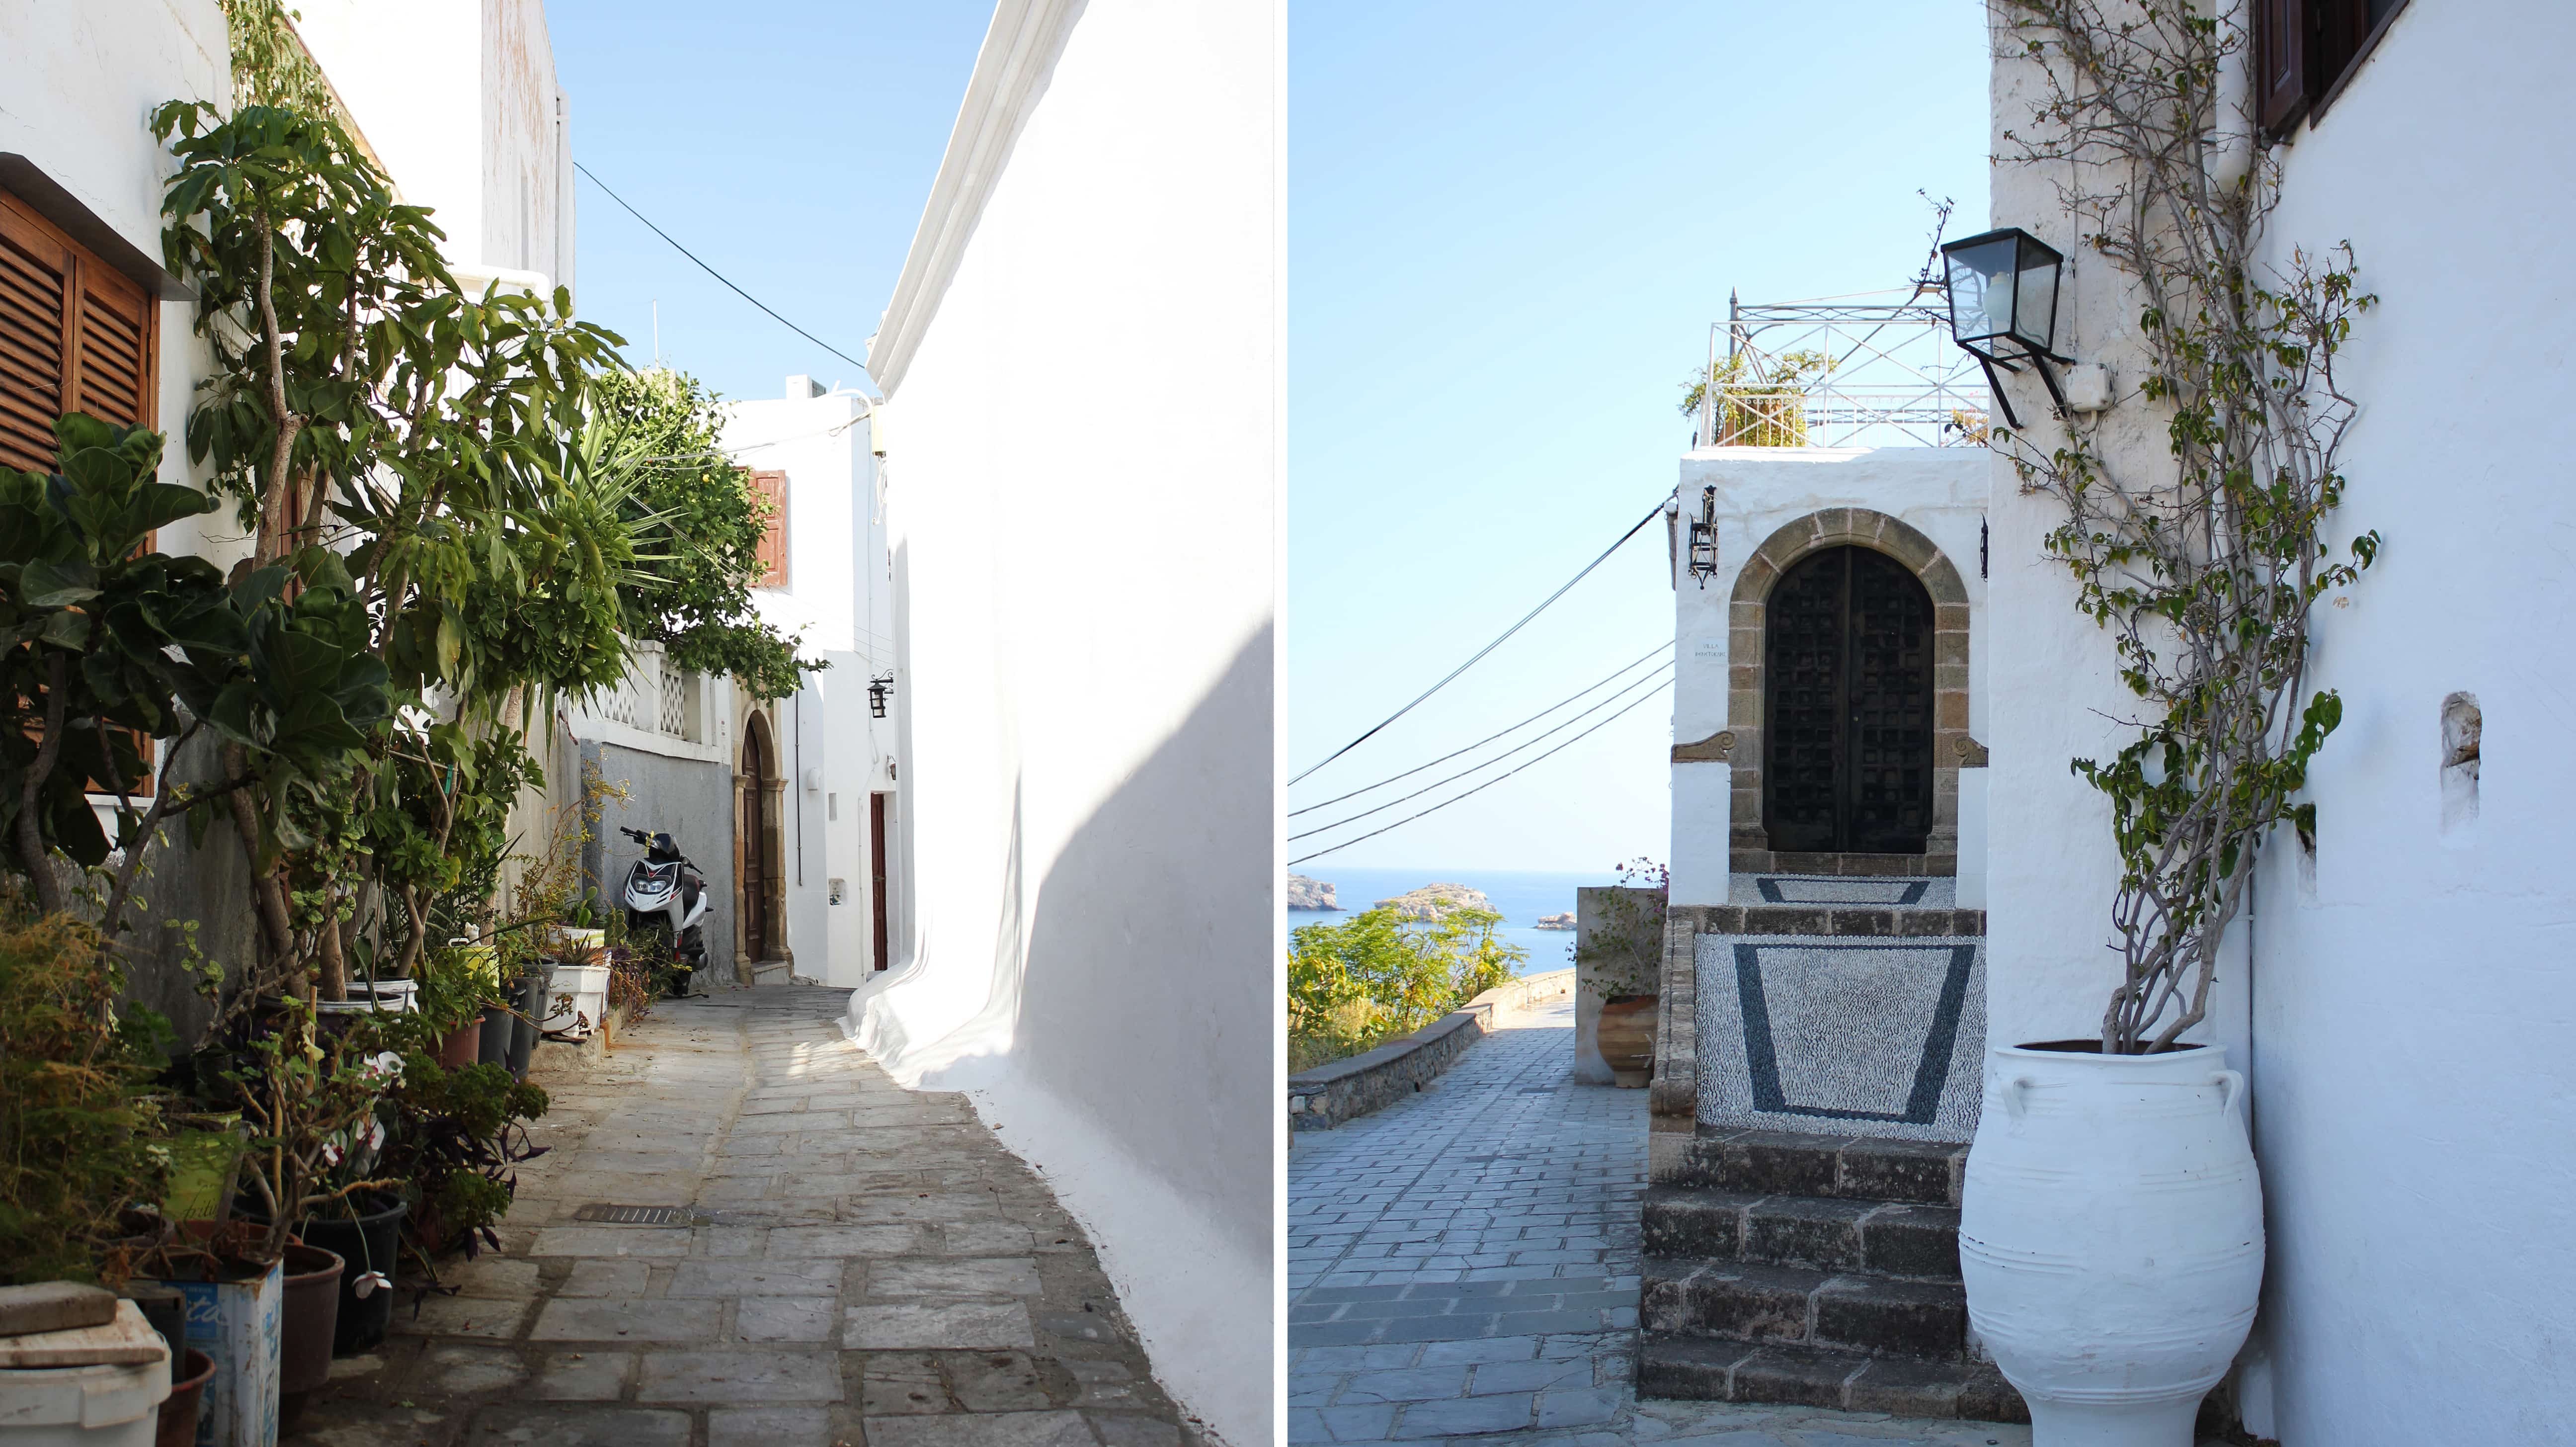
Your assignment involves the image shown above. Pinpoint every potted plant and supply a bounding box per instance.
[1574,859,1667,1087]
[1964,9,2380,1444]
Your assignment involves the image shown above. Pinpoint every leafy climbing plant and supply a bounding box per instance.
[1994,1,2379,1052]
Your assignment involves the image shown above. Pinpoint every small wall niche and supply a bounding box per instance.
[2440,691,2482,839]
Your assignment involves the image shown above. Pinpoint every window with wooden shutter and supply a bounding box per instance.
[750,468,789,587]
[0,186,156,475]
[2256,0,2410,137]
[2254,0,2309,136]
[3,184,161,793]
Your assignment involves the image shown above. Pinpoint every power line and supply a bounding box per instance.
[574,161,870,374]
[1289,494,1673,786]
[1288,660,1674,841]
[1288,639,1671,817]
[1288,676,1674,868]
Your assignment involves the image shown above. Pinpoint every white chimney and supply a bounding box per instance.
[786,375,822,399]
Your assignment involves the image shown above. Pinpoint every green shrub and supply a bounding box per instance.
[0,909,169,1284]
[1288,904,1523,1072]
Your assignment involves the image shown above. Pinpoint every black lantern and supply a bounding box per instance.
[868,674,892,719]
[1686,487,1718,589]
[1938,226,2069,428]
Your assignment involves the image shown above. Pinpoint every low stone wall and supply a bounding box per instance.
[1288,968,1574,1132]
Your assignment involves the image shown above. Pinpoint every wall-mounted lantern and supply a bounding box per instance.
[1938,226,2069,429]
[1687,486,1718,589]
[868,674,893,718]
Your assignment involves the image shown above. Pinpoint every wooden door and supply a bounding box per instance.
[1763,545,1934,854]
[742,728,771,961]
[868,792,890,972]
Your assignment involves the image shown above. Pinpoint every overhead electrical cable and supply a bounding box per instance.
[1288,660,1675,842]
[1287,676,1675,868]
[573,161,870,373]
[1288,494,1675,786]
[1288,639,1672,818]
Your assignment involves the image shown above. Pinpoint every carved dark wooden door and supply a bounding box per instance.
[1763,546,1934,854]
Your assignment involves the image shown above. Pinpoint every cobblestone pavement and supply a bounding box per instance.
[1288,996,2031,1447]
[287,984,1195,1447]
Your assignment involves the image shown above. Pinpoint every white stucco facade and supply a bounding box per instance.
[723,379,900,989]
[849,1,1281,1440]
[1668,447,1990,907]
[292,0,576,291]
[1981,2,2576,1441]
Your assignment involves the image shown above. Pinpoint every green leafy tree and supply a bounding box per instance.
[587,367,819,700]
[1288,904,1524,1069]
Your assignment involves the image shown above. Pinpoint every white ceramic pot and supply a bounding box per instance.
[1961,1041,2262,1447]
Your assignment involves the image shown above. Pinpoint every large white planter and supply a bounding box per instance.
[541,963,612,1038]
[1961,1041,2262,1447]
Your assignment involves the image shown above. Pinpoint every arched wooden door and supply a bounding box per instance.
[741,725,772,961]
[1763,545,1935,854]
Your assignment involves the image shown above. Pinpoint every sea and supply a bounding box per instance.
[1285,866,1624,976]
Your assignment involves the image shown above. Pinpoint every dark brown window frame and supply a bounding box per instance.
[2259,0,2413,138]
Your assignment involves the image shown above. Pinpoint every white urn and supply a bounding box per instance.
[1960,1041,2263,1446]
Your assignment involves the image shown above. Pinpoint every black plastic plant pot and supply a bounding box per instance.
[508,970,548,1079]
[293,1191,406,1356]
[477,1002,513,1066]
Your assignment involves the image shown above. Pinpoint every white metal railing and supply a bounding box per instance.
[1697,292,1990,450]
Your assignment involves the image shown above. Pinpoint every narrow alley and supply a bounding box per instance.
[1286,996,2029,1447]
[285,987,1196,1447]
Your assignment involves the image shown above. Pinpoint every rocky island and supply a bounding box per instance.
[1373,883,1494,921]
[1286,873,1339,910]
[1533,912,1575,931]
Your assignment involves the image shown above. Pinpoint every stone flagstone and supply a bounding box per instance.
[1288,992,2037,1446]
[281,984,1195,1447]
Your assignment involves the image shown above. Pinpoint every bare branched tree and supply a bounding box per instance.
[1993,0,2378,1052]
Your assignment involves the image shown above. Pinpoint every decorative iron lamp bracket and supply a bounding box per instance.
[1936,225,2073,433]
[1687,485,1718,589]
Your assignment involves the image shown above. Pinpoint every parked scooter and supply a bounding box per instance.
[617,825,708,996]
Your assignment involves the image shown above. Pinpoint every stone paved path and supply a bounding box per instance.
[1287,996,2031,1447]
[288,984,1194,1447]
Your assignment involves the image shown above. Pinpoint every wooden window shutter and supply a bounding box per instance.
[2,184,163,792]
[0,192,74,474]
[0,186,158,469]
[751,469,789,586]
[2255,0,2311,135]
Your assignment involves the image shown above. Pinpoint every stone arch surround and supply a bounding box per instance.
[1723,508,1970,876]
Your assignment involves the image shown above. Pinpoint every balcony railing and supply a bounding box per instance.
[1696,291,1989,450]
[584,641,706,747]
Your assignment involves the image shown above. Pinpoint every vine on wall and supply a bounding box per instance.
[1994,1,2378,1052]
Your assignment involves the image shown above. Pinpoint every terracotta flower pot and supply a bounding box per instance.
[1596,993,1659,1088]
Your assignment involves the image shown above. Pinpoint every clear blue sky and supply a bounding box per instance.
[548,1,987,402]
[1286,2,1991,876]
[545,2,1991,879]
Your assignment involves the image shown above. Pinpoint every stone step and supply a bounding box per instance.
[1655,1124,1968,1206]
[1642,1255,1969,1359]
[1636,1334,2027,1423]
[1641,1186,1960,1279]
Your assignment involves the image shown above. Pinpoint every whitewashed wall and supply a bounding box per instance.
[1984,2,2576,1440]
[1669,447,1989,906]
[294,0,574,288]
[852,1,1281,1439]
[724,384,897,988]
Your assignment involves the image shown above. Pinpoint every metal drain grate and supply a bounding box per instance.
[572,1203,688,1225]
